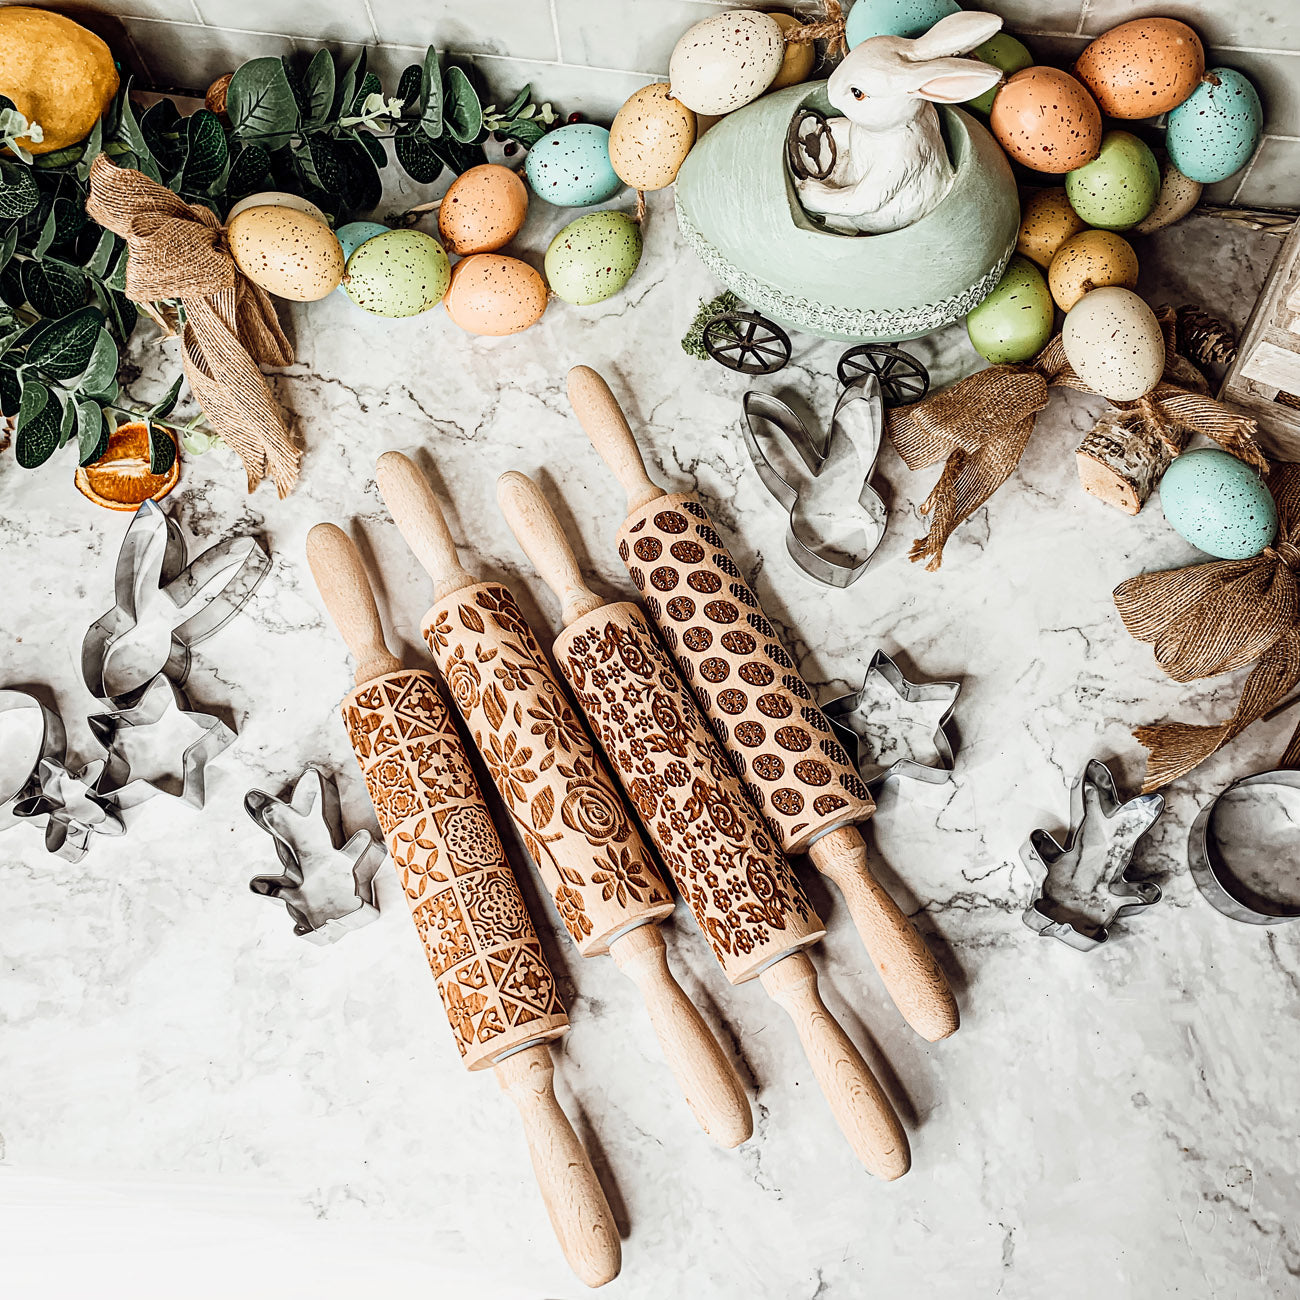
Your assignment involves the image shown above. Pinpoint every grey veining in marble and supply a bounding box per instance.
[2,201,1299,1298]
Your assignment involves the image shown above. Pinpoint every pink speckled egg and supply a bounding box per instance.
[1074,18,1205,119]
[443,254,547,336]
[438,164,528,256]
[990,66,1102,174]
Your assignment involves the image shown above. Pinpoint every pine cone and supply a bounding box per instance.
[1177,306,1238,371]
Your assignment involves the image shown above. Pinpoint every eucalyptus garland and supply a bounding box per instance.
[0,45,554,474]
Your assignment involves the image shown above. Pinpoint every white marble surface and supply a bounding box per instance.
[3,201,1300,1299]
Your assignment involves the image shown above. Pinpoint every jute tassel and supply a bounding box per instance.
[1114,463,1300,791]
[85,156,301,497]
[887,330,1268,570]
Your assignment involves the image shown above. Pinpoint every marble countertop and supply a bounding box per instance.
[3,198,1299,1300]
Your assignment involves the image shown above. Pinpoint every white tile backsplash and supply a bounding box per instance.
[367,0,558,61]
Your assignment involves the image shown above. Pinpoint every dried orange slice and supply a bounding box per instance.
[74,421,179,511]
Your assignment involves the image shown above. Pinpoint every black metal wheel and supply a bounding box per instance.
[785,107,836,182]
[703,311,792,375]
[837,344,930,407]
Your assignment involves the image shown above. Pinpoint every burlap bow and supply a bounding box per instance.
[85,156,301,497]
[888,324,1267,570]
[1114,463,1300,791]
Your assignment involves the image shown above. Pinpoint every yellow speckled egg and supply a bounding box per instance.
[990,66,1101,173]
[1074,18,1204,119]
[609,83,697,191]
[1048,230,1139,311]
[443,253,548,336]
[1062,286,1165,401]
[1016,188,1087,268]
[769,13,816,91]
[226,190,329,224]
[227,205,344,301]
[438,164,528,256]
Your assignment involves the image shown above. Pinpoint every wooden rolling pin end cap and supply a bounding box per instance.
[494,1043,621,1288]
[608,924,753,1150]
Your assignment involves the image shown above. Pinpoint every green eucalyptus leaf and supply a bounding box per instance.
[15,379,60,467]
[74,116,103,182]
[227,57,300,149]
[442,66,483,145]
[397,63,422,113]
[83,228,116,279]
[499,117,546,147]
[116,90,163,183]
[336,48,364,119]
[296,133,346,195]
[355,129,386,170]
[22,258,85,317]
[395,128,444,184]
[180,110,228,194]
[32,144,86,170]
[0,225,18,278]
[304,48,336,126]
[24,305,101,379]
[419,47,443,139]
[141,99,184,176]
[504,85,532,118]
[147,371,184,420]
[349,71,382,117]
[148,423,176,475]
[32,206,57,259]
[333,137,382,215]
[57,388,76,446]
[75,396,105,464]
[49,195,85,249]
[0,163,39,221]
[431,135,485,178]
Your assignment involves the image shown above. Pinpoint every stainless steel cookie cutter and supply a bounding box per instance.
[0,689,66,833]
[824,649,959,787]
[1021,758,1165,951]
[246,767,384,944]
[740,374,887,587]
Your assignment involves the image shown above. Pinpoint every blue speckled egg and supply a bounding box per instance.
[846,0,959,46]
[1159,449,1277,559]
[524,124,622,207]
[334,222,388,295]
[1166,68,1262,184]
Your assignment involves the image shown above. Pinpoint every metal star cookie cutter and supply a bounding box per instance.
[246,767,384,944]
[740,374,887,588]
[81,499,270,709]
[14,756,126,861]
[824,650,960,788]
[1021,758,1165,951]
[0,689,66,833]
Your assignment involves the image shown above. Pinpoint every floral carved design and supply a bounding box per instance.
[423,583,672,955]
[343,669,565,1069]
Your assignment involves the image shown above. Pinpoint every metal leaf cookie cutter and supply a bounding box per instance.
[246,767,385,944]
[1021,758,1165,952]
[824,649,960,787]
[740,373,887,587]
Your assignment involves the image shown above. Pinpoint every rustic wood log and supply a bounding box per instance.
[1075,410,1176,514]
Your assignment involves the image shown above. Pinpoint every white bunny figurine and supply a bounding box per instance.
[796,10,1005,235]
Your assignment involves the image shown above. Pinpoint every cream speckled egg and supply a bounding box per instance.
[545,211,643,306]
[226,190,329,224]
[609,83,697,191]
[668,10,784,116]
[1048,230,1139,311]
[227,205,344,301]
[1134,160,1202,234]
[1062,287,1165,401]
[438,164,528,255]
[344,230,450,317]
[1016,188,1087,268]
[443,254,547,336]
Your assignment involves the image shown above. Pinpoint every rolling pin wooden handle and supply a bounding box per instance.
[566,366,664,513]
[497,471,605,625]
[375,450,477,602]
[759,952,910,1181]
[810,827,960,1043]
[608,924,753,1150]
[305,523,403,684]
[494,1043,622,1288]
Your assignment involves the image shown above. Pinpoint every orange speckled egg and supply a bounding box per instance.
[1074,18,1204,119]
[990,66,1102,174]
[443,253,548,336]
[438,164,528,256]
[609,82,696,191]
[1016,188,1087,268]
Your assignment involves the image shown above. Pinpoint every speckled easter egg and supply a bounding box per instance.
[438,164,528,255]
[990,67,1102,174]
[1166,68,1262,184]
[343,229,450,317]
[443,253,548,336]
[668,9,784,115]
[965,254,1054,364]
[769,13,816,90]
[227,206,344,301]
[1065,130,1161,231]
[1133,160,1202,234]
[226,190,329,224]
[1048,230,1138,311]
[966,33,1033,114]
[1159,448,1278,559]
[1073,18,1205,119]
[845,0,959,46]
[1016,188,1087,268]
[545,211,643,306]
[609,83,696,191]
[524,122,622,206]
[336,221,389,262]
[1062,287,1164,401]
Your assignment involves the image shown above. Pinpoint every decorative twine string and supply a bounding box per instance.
[783,0,848,59]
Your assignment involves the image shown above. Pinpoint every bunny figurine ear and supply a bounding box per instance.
[908,56,1004,104]
[908,10,1004,59]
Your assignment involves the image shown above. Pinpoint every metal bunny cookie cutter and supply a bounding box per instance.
[740,373,887,587]
[246,767,385,944]
[1021,758,1165,952]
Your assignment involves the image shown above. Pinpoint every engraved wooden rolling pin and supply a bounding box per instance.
[374,451,752,1149]
[498,471,909,1180]
[566,365,959,1044]
[305,523,620,1289]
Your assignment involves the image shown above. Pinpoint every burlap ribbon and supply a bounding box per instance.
[887,328,1267,570]
[1114,463,1300,791]
[85,156,301,497]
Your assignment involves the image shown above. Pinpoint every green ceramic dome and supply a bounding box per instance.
[674,83,1020,341]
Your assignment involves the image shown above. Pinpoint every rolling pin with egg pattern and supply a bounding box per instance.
[498,471,909,1181]
[566,365,958,1044]
[375,451,752,1150]
[305,522,620,1288]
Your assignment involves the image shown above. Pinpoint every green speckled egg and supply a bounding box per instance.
[1160,449,1278,559]
[334,221,388,295]
[525,123,621,207]
[846,0,959,45]
[965,254,1054,364]
[344,230,449,317]
[1065,130,1160,231]
[545,212,643,306]
[1166,68,1262,184]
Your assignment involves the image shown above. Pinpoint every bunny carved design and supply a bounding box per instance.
[796,11,1005,235]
